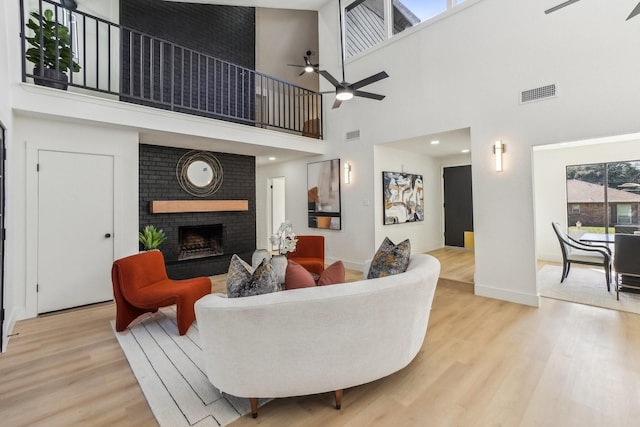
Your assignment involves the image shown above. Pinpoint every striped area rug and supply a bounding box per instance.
[112,307,255,426]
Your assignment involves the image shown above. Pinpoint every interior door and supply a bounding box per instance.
[270,177,285,251]
[443,165,473,247]
[37,150,114,313]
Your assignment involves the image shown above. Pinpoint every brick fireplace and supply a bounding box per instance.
[139,144,256,279]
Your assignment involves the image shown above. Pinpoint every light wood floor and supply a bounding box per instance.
[2,251,640,426]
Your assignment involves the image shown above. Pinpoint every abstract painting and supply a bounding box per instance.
[307,159,341,229]
[383,171,424,225]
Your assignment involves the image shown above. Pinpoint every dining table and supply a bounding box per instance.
[579,233,615,244]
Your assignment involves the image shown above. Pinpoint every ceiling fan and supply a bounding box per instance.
[288,50,320,76]
[319,0,389,109]
[545,0,640,20]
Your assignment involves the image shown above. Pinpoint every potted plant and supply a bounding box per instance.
[139,225,167,251]
[25,8,81,90]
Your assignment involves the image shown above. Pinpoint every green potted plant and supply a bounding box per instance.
[25,8,81,90]
[139,225,167,251]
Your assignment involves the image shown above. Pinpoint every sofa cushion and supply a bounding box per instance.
[284,260,317,289]
[367,237,411,279]
[226,254,279,298]
[317,261,346,286]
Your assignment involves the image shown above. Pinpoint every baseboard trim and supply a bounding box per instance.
[474,283,540,307]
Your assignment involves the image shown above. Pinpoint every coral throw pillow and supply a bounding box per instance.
[367,237,411,279]
[317,261,345,286]
[226,254,279,298]
[285,260,346,289]
[284,260,317,290]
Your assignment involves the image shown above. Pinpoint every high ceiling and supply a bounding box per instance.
[162,0,332,10]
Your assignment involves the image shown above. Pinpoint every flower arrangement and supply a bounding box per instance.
[270,221,298,255]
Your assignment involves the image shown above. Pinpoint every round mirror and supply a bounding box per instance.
[176,151,223,197]
[186,160,214,187]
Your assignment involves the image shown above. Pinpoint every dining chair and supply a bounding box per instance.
[613,233,640,300]
[551,222,612,291]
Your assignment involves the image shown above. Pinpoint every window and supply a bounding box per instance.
[346,0,474,57]
[345,0,385,58]
[393,0,446,35]
[566,161,640,233]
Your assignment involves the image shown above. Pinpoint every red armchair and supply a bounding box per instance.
[112,250,211,335]
[288,235,325,275]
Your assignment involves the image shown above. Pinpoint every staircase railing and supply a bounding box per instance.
[19,0,323,139]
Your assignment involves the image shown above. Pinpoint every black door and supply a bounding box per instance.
[0,124,5,350]
[443,165,473,247]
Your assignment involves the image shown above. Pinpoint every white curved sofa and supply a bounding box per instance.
[194,253,441,417]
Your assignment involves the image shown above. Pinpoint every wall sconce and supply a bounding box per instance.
[493,140,505,172]
[344,162,352,184]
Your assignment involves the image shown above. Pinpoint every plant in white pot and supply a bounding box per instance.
[25,8,81,90]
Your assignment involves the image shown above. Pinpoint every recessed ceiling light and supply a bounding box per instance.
[461,149,470,153]
[268,156,276,161]
[430,140,440,145]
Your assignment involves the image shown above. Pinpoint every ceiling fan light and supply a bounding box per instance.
[304,65,315,73]
[336,87,354,101]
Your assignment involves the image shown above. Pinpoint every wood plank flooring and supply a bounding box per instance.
[2,251,640,426]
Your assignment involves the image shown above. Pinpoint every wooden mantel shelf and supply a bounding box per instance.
[150,200,248,214]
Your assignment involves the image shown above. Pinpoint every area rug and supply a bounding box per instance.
[112,307,259,426]
[537,265,640,315]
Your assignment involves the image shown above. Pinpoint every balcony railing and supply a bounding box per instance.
[19,0,323,139]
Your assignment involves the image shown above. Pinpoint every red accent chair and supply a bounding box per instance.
[112,250,211,335]
[288,235,325,275]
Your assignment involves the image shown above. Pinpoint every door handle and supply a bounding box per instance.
[105,233,112,238]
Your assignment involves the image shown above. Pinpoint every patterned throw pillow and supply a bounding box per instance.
[226,254,279,298]
[367,237,411,279]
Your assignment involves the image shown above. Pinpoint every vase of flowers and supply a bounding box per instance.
[269,221,298,285]
[270,221,298,255]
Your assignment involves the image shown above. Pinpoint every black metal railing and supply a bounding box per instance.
[20,0,322,138]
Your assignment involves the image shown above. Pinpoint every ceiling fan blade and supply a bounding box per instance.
[319,70,341,88]
[287,64,304,68]
[298,70,306,76]
[544,0,582,14]
[332,99,343,109]
[627,2,640,20]
[354,90,385,101]
[351,71,389,90]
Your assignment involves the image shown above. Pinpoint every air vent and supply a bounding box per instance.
[520,84,557,104]
[346,130,361,141]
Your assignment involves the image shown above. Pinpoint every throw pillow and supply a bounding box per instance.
[317,260,346,286]
[226,254,279,298]
[367,237,411,279]
[284,260,317,290]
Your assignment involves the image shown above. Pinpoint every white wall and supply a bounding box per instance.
[255,8,319,92]
[315,0,640,306]
[13,115,139,320]
[534,135,640,262]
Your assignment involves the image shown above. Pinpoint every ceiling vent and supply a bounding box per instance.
[520,84,557,104]
[346,129,361,141]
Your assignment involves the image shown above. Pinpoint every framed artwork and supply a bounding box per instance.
[383,171,424,225]
[307,159,341,229]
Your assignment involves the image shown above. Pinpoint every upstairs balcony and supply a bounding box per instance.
[19,0,323,139]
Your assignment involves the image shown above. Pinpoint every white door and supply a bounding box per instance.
[37,150,115,313]
[270,177,285,251]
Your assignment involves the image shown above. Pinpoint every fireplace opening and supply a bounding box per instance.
[178,224,223,261]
